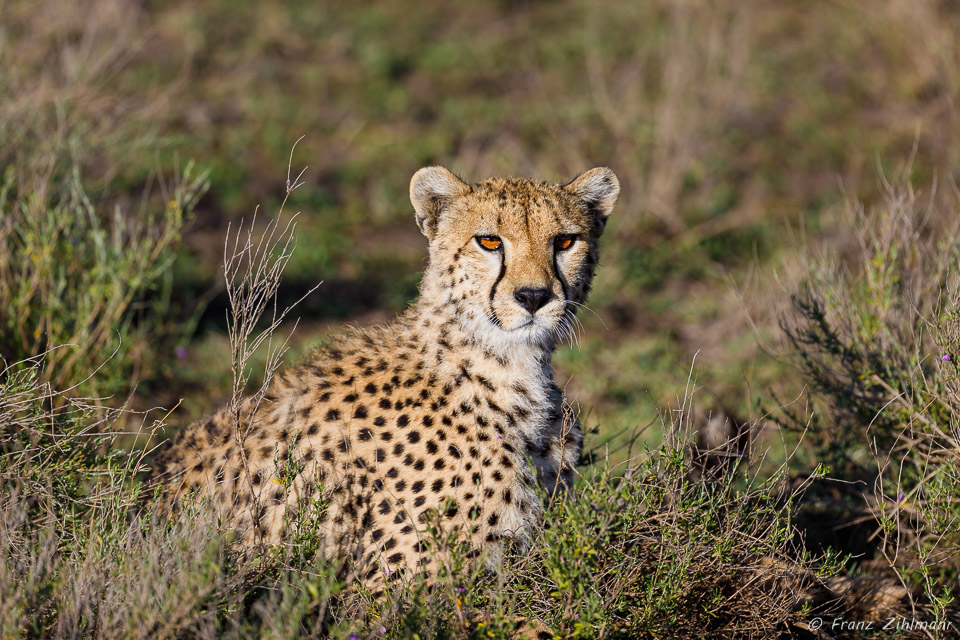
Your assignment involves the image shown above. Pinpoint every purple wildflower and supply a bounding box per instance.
[176,346,188,360]
[942,354,952,362]
[897,491,905,502]
[379,626,387,634]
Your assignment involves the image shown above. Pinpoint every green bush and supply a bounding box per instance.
[782,178,960,619]
[0,165,207,397]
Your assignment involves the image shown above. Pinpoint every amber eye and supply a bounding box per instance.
[477,236,502,251]
[554,234,577,251]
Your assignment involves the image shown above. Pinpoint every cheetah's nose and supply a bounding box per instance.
[514,287,552,314]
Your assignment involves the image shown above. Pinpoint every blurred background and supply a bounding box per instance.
[3,0,959,457]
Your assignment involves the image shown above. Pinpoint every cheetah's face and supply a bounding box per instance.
[410,167,619,346]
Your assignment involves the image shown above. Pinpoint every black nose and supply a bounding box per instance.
[514,287,552,314]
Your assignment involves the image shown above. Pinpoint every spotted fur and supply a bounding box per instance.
[150,166,619,591]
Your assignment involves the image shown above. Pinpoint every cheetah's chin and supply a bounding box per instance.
[497,316,563,343]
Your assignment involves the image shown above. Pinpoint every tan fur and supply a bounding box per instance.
[150,167,619,592]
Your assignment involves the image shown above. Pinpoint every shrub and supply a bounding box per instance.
[782,176,960,621]
[0,166,207,397]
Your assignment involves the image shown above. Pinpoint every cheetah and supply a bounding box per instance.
[150,165,619,590]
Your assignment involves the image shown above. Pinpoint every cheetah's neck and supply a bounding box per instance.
[403,271,558,443]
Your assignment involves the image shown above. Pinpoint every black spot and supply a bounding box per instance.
[307,423,319,436]
[397,415,409,427]
[325,409,340,422]
[414,459,425,471]
[414,496,426,507]
[500,455,512,468]
[412,481,424,493]
[393,511,406,524]
[503,489,512,504]
[375,448,386,462]
[431,479,443,493]
[393,443,405,455]
[379,399,391,410]
[378,500,392,515]
[422,415,433,427]
[386,467,399,478]
[358,428,373,441]
[374,416,386,427]
[492,470,503,481]
[338,437,351,452]
[487,513,499,526]
[448,444,462,458]
[426,440,438,454]
[344,393,357,402]
[433,458,445,470]
[372,528,384,542]
[353,405,368,419]
[364,382,378,394]
[407,431,420,443]
[379,430,392,440]
[395,480,407,491]
[387,553,403,564]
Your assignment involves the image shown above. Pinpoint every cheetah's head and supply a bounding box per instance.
[410,166,619,347]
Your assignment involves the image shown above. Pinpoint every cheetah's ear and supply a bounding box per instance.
[564,167,620,225]
[410,166,470,239]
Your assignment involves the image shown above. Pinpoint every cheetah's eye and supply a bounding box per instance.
[554,234,577,251]
[476,236,502,251]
